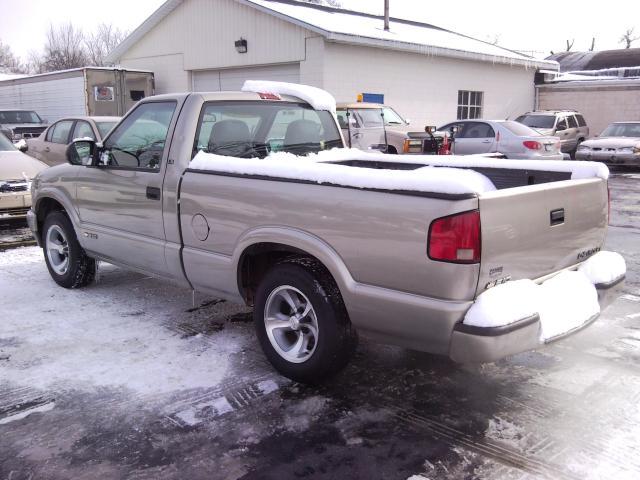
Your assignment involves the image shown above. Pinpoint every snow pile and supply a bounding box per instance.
[578,251,626,285]
[190,149,497,195]
[242,80,336,113]
[464,251,625,341]
[464,280,541,329]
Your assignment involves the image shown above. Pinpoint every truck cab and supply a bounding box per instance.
[336,102,448,155]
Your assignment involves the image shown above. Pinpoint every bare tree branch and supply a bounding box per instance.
[39,23,87,72]
[589,37,596,52]
[0,39,28,74]
[619,27,640,49]
[565,39,574,52]
[85,23,127,67]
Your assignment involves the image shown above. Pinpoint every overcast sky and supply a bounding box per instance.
[1,0,639,61]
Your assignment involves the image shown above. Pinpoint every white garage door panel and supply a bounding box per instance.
[192,64,300,92]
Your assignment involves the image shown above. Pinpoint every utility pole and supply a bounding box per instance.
[384,0,389,31]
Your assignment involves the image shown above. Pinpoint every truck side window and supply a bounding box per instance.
[103,101,176,170]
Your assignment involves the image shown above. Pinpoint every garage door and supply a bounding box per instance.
[192,63,300,92]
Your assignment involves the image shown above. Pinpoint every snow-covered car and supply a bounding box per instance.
[27,81,625,383]
[575,122,640,166]
[439,119,563,160]
[0,133,48,220]
[27,116,120,166]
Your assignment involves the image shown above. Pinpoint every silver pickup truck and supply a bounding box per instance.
[27,87,624,383]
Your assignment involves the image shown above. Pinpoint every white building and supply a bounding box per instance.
[107,0,557,127]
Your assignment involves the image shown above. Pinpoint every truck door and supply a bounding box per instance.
[348,108,387,152]
[75,101,177,276]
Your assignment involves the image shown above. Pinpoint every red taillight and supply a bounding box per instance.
[428,210,481,263]
[523,140,542,150]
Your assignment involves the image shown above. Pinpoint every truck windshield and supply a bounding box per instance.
[0,132,16,151]
[0,111,42,124]
[194,102,343,158]
[515,115,556,129]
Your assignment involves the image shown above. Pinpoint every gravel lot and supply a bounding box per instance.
[1,171,639,480]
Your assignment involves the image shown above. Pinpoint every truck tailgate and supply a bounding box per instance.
[477,178,608,296]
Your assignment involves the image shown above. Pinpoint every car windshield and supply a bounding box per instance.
[500,121,541,137]
[0,133,16,151]
[96,121,118,138]
[194,102,343,158]
[516,114,556,129]
[600,123,640,137]
[0,110,42,124]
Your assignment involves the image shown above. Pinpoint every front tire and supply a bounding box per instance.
[43,211,96,289]
[253,258,357,383]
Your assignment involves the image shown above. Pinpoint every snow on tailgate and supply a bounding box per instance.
[464,251,626,341]
[189,148,608,196]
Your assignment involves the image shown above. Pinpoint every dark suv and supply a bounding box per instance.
[515,110,589,158]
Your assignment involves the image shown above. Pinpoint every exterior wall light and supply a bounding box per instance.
[235,38,248,54]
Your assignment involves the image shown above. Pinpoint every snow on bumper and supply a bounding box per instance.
[449,251,626,363]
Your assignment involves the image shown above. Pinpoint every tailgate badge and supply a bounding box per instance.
[485,275,511,290]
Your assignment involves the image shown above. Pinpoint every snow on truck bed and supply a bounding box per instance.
[189,148,609,196]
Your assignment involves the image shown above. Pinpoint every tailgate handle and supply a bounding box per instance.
[550,208,565,226]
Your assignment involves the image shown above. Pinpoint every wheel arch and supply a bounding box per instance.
[34,196,72,245]
[234,228,354,307]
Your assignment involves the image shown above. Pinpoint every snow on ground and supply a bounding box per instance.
[0,247,246,398]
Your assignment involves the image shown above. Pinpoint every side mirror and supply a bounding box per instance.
[405,118,411,125]
[450,126,460,136]
[425,125,437,134]
[14,139,28,152]
[66,139,97,166]
[556,123,567,132]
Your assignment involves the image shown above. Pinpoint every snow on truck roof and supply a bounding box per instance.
[189,148,609,197]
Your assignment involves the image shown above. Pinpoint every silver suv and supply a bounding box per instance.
[515,110,589,158]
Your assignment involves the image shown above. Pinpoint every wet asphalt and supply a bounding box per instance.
[1,171,639,480]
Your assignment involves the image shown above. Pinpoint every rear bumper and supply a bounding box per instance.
[449,275,625,363]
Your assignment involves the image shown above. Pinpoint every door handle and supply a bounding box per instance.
[481,139,492,143]
[146,186,161,200]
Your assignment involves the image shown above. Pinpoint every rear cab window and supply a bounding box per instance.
[193,101,342,158]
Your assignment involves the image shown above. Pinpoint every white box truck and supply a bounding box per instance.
[0,67,154,127]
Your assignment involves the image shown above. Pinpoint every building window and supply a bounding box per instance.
[457,90,483,119]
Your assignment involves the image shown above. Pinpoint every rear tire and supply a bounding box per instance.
[253,257,357,383]
[43,211,96,289]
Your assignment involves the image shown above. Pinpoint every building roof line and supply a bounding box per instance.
[106,0,557,69]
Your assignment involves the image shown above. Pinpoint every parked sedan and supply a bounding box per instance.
[575,122,640,166]
[27,116,119,166]
[438,120,563,160]
[0,132,48,220]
